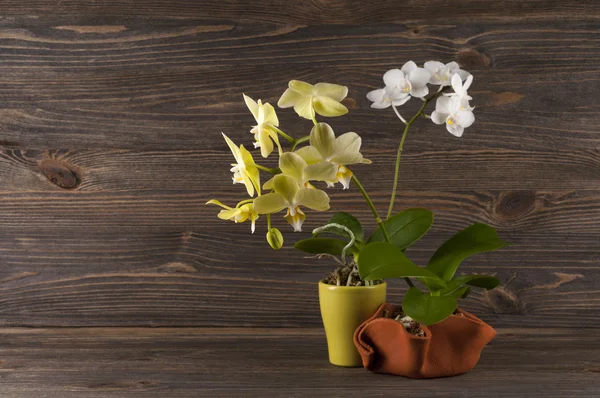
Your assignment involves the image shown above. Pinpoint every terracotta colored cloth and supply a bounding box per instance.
[353,302,496,378]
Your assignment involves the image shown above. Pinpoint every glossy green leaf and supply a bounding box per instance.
[427,223,509,281]
[368,208,433,249]
[441,274,500,296]
[402,287,457,325]
[456,286,471,299]
[316,212,364,242]
[357,242,446,290]
[294,237,354,256]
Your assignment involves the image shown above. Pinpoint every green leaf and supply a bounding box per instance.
[441,275,500,296]
[455,286,471,299]
[402,287,457,325]
[294,238,354,256]
[316,212,364,242]
[427,223,509,281]
[357,242,446,290]
[368,208,433,250]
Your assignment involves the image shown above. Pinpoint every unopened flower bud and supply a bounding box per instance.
[266,228,284,250]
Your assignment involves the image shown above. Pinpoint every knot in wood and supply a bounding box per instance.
[39,159,80,189]
[457,48,491,68]
[494,191,536,221]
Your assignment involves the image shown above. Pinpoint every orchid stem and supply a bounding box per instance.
[350,174,390,243]
[351,174,413,288]
[386,91,444,220]
[290,135,309,151]
[311,116,318,126]
[267,213,271,230]
[272,126,295,144]
[255,164,279,174]
[392,105,407,124]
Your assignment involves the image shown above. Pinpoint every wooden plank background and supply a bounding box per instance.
[0,0,598,329]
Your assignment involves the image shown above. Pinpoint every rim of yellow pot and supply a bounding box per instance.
[318,280,387,290]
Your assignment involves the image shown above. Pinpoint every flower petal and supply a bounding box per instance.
[446,123,464,137]
[240,172,255,197]
[279,152,307,182]
[278,88,302,108]
[263,176,275,190]
[253,192,288,214]
[222,133,241,164]
[407,68,431,88]
[435,96,454,113]
[261,102,279,126]
[258,129,274,158]
[430,111,447,125]
[294,145,323,164]
[218,208,240,220]
[366,88,385,102]
[456,110,475,128]
[296,188,330,211]
[309,122,336,159]
[330,152,363,166]
[206,199,232,210]
[383,69,405,87]
[240,145,260,195]
[335,165,353,189]
[401,60,418,75]
[424,60,445,73]
[314,83,348,102]
[243,94,259,122]
[293,96,315,120]
[462,74,473,91]
[392,95,411,106]
[273,174,300,204]
[289,80,314,95]
[445,61,460,71]
[409,85,429,98]
[451,74,463,94]
[313,95,348,117]
[371,99,392,109]
[304,161,337,182]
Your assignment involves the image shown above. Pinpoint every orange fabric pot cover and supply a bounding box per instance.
[353,302,496,378]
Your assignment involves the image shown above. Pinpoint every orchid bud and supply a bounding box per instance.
[266,228,284,250]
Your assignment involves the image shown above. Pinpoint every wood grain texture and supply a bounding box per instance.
[0,0,598,329]
[0,327,597,397]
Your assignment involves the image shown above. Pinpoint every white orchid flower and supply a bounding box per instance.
[222,133,261,197]
[424,61,470,90]
[253,174,330,232]
[243,94,281,158]
[445,73,474,110]
[431,96,475,137]
[263,152,338,190]
[294,123,371,189]
[206,200,259,233]
[367,61,432,110]
[278,80,348,120]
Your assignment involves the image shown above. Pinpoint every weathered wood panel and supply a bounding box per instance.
[0,0,598,328]
[0,327,597,397]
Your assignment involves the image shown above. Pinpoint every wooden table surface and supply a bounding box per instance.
[0,327,596,397]
[0,0,599,396]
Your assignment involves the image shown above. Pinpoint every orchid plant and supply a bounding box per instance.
[208,61,507,326]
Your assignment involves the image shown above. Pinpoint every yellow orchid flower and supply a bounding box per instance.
[206,200,259,233]
[253,174,330,232]
[277,80,349,120]
[263,151,337,190]
[294,123,371,189]
[243,94,281,158]
[222,133,261,197]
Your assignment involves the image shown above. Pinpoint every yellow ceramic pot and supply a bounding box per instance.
[318,281,387,367]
